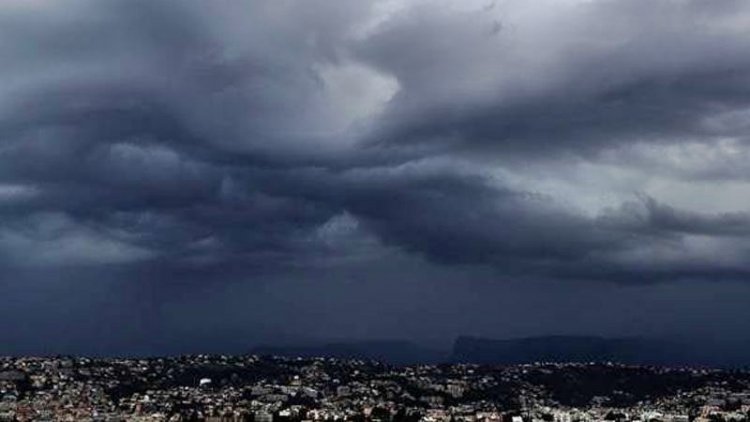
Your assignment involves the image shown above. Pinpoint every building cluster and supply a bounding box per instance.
[1,355,749,422]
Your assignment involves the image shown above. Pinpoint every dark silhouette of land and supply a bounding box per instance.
[253,335,748,368]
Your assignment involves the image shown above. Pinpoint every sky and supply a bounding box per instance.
[2,0,750,357]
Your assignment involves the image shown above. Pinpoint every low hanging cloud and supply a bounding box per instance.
[2,0,750,284]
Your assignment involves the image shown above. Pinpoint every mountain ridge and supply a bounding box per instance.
[451,335,702,366]
[250,335,747,367]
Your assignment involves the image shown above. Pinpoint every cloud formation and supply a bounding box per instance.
[2,0,750,287]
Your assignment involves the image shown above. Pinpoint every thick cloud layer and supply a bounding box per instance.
[2,0,750,353]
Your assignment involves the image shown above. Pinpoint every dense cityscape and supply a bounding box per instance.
[1,355,749,422]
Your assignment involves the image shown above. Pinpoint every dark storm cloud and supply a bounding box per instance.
[601,196,750,238]
[2,0,750,287]
[358,0,750,158]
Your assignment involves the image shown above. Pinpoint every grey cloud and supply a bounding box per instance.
[358,0,750,159]
[2,0,750,285]
[5,0,750,356]
[602,196,750,238]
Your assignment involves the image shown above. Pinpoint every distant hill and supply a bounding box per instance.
[451,336,693,365]
[251,340,445,365]
[252,336,748,367]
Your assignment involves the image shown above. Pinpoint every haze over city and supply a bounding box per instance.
[2,0,750,361]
